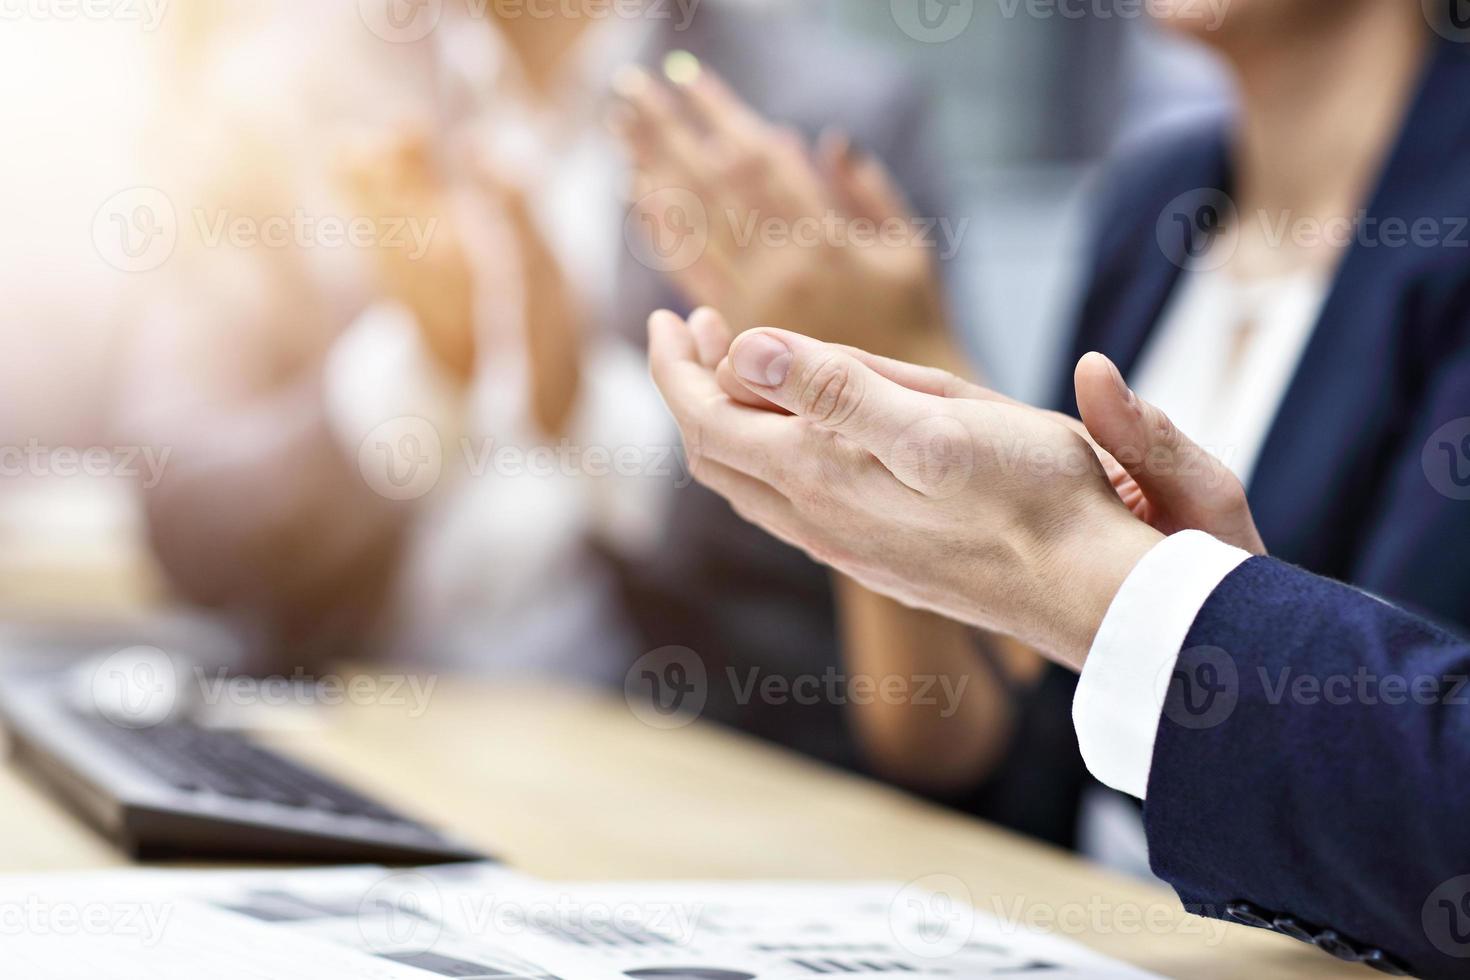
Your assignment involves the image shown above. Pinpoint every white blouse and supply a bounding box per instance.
[1129,263,1331,487]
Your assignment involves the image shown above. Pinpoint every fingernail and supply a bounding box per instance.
[663,50,701,86]
[1107,358,1137,408]
[733,333,792,387]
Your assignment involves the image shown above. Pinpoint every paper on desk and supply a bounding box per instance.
[0,863,1163,979]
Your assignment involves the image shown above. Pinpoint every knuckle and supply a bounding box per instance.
[796,355,864,429]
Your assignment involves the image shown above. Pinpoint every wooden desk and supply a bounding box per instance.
[0,679,1356,977]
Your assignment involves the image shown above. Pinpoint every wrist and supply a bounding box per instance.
[1026,504,1164,672]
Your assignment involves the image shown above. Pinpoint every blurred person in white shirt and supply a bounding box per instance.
[117,0,961,775]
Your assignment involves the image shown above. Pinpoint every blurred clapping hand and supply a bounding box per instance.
[336,124,478,383]
[611,59,958,370]
[335,124,582,436]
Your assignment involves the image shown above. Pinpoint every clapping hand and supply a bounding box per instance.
[612,60,955,368]
[337,124,477,382]
[339,127,583,435]
[648,308,1263,666]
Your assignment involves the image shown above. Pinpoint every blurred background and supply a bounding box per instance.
[0,0,1230,616]
[4,0,1466,908]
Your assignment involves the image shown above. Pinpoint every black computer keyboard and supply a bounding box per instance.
[0,672,485,863]
[69,711,405,820]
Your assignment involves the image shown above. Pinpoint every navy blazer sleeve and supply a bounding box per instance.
[1145,556,1470,977]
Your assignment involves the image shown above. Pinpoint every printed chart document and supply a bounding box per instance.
[1,863,1162,978]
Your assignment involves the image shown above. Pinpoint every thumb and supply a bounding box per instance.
[727,328,960,492]
[1075,352,1266,554]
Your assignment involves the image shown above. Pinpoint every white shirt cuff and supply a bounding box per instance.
[1072,530,1251,799]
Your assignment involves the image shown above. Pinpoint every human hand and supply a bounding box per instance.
[693,311,1266,557]
[613,61,954,366]
[336,124,476,382]
[648,309,1163,669]
[339,128,585,433]
[1073,353,1266,556]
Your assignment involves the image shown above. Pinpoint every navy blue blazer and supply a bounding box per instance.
[963,39,1470,850]
[1150,557,1470,977]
